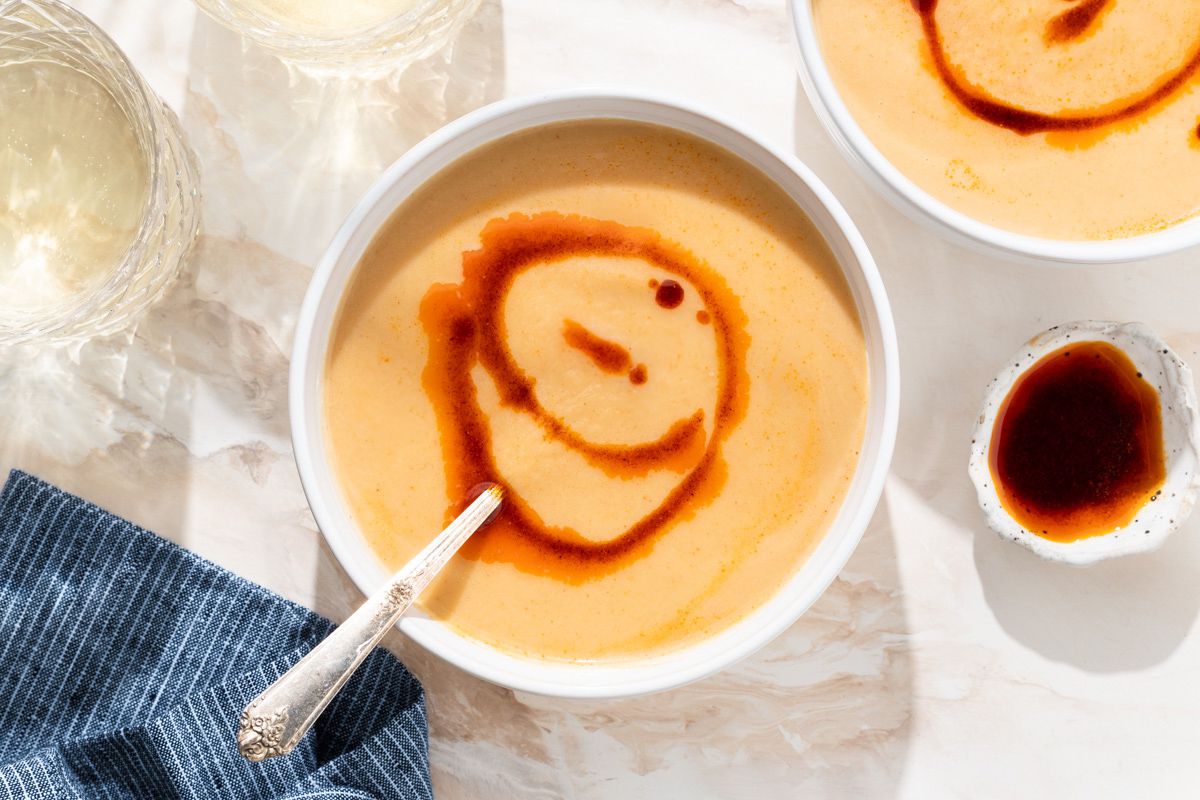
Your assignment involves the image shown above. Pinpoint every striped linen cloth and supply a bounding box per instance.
[0,471,432,800]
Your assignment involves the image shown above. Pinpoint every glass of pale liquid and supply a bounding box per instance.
[192,0,482,68]
[0,0,199,345]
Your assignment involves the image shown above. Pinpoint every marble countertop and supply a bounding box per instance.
[7,0,1200,796]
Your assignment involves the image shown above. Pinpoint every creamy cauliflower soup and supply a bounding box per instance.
[324,120,867,661]
[814,0,1200,239]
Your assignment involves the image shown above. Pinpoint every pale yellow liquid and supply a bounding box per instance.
[232,0,421,32]
[815,0,1200,240]
[325,121,868,661]
[0,61,149,317]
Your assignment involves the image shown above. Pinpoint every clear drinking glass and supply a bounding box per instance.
[192,0,483,69]
[0,0,199,345]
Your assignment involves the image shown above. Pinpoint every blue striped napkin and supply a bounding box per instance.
[0,471,431,799]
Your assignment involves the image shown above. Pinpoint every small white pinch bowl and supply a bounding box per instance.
[290,90,900,698]
[968,321,1200,565]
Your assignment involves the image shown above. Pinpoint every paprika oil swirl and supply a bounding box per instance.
[913,0,1200,134]
[419,212,750,582]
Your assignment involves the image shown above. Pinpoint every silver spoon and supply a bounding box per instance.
[237,484,503,762]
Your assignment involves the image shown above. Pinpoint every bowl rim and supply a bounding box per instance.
[787,0,1200,265]
[290,87,900,698]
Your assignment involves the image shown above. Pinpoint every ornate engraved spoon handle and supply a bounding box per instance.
[237,484,503,762]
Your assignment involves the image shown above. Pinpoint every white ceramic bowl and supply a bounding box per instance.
[291,90,900,698]
[788,1,1200,264]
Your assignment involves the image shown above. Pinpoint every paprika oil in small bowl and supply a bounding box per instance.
[969,321,1200,565]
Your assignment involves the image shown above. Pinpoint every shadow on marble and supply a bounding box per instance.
[878,239,1200,672]
[0,330,193,538]
[0,229,311,548]
[948,308,1200,671]
[861,188,1200,672]
[534,506,911,799]
[368,503,912,800]
[790,79,1200,674]
[0,255,200,545]
[973,516,1200,673]
[180,0,507,268]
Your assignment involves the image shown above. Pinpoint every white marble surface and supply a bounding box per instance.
[6,0,1200,796]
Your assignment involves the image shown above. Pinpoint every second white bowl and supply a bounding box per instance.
[788,0,1200,265]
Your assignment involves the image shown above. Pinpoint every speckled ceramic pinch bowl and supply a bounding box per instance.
[969,321,1200,565]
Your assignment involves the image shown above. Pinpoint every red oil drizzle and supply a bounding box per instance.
[696,309,711,325]
[1044,0,1111,44]
[562,319,632,374]
[989,341,1165,541]
[913,0,1200,134]
[419,212,750,581]
[629,363,648,385]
